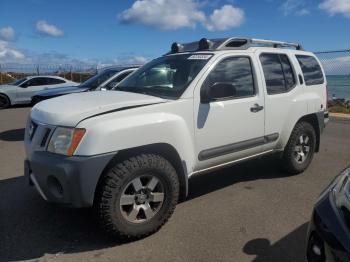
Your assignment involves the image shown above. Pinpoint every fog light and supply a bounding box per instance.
[47,176,63,198]
[312,244,322,256]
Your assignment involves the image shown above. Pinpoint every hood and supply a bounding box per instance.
[34,85,87,97]
[31,91,167,126]
[0,84,16,91]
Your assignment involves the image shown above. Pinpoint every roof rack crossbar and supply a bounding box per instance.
[166,37,304,55]
[250,38,303,50]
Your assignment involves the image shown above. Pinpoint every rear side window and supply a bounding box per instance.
[204,56,255,98]
[47,78,66,84]
[26,77,48,86]
[260,53,296,95]
[296,55,324,85]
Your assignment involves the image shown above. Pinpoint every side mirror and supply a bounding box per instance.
[201,82,236,103]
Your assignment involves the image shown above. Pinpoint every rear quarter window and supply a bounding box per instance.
[47,78,66,85]
[296,55,324,86]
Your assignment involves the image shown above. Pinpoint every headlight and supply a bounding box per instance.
[333,167,350,208]
[47,127,85,156]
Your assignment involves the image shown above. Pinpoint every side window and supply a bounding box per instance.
[47,78,65,85]
[26,77,47,87]
[296,55,324,85]
[260,53,296,94]
[204,56,255,99]
[116,71,131,82]
[280,55,295,89]
[105,72,131,90]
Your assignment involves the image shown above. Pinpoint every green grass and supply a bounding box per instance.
[329,105,350,114]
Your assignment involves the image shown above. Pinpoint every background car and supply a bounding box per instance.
[307,166,350,262]
[31,66,140,104]
[0,76,78,109]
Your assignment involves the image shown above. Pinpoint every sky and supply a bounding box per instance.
[0,0,350,66]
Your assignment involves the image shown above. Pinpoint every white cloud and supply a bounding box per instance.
[119,0,245,31]
[319,0,350,17]
[296,8,310,16]
[0,43,148,71]
[204,5,244,31]
[0,40,25,62]
[36,20,64,37]
[0,26,15,41]
[280,0,310,16]
[119,0,205,30]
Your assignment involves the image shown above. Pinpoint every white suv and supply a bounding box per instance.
[24,38,328,239]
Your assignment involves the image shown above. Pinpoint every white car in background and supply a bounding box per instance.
[0,76,78,109]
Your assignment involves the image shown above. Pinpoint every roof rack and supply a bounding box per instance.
[167,37,303,54]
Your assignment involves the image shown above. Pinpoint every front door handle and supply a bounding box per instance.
[250,103,264,113]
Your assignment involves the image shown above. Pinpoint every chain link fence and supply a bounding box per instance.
[315,49,350,101]
[0,50,349,101]
[0,64,98,84]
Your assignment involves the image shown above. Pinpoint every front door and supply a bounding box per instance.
[194,54,266,170]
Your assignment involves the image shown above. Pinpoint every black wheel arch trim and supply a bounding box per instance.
[94,143,188,203]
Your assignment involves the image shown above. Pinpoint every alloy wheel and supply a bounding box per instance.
[119,175,165,224]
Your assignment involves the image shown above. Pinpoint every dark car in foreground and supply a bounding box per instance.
[307,166,350,262]
[31,66,139,104]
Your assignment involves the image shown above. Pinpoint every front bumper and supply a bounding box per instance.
[307,188,350,261]
[25,151,116,208]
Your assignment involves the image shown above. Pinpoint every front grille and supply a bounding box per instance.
[40,128,51,147]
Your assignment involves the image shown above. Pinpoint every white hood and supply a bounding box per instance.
[31,91,167,126]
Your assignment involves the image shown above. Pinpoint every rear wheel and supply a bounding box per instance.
[282,122,316,174]
[0,94,10,109]
[94,154,179,239]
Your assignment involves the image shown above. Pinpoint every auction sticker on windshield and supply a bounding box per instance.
[188,55,212,60]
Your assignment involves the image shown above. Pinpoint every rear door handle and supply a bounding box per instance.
[250,103,264,113]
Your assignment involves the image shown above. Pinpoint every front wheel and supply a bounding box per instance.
[94,154,179,239]
[0,94,10,109]
[282,122,316,174]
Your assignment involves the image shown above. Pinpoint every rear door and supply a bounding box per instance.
[256,50,307,151]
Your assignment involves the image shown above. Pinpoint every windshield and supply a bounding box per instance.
[80,69,119,89]
[9,78,27,86]
[115,54,212,99]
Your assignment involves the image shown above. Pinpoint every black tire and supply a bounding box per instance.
[0,94,10,109]
[282,121,316,174]
[94,154,179,240]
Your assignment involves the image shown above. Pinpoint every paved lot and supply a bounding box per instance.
[0,107,349,262]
